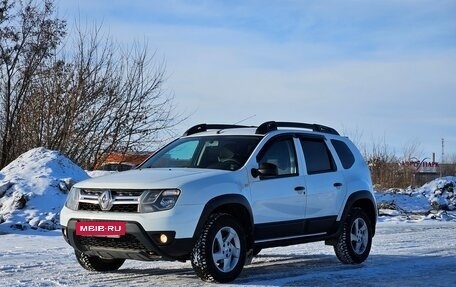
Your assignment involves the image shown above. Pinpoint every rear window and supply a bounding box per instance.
[331,139,355,169]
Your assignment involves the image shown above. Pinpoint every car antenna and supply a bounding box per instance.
[215,115,257,134]
[233,114,256,125]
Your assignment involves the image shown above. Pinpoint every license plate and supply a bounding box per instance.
[76,221,126,237]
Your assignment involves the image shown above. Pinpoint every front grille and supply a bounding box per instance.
[79,202,101,211]
[111,204,138,212]
[78,203,139,212]
[77,189,144,213]
[76,234,145,250]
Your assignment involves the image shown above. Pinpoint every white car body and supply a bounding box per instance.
[60,122,377,283]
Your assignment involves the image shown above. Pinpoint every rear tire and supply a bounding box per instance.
[334,207,372,264]
[191,213,246,283]
[75,250,125,271]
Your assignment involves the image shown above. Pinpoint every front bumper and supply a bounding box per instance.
[62,219,193,261]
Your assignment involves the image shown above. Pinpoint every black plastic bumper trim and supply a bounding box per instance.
[62,219,194,261]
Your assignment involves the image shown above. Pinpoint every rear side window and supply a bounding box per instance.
[331,139,355,169]
[299,138,336,174]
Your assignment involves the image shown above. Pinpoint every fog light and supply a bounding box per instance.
[160,234,168,244]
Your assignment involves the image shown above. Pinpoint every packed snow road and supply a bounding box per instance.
[1,221,455,287]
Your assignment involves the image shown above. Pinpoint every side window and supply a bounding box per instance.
[258,137,298,177]
[331,139,355,169]
[300,138,336,174]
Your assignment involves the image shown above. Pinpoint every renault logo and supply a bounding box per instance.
[99,190,113,211]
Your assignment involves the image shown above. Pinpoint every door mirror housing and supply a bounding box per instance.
[251,162,278,178]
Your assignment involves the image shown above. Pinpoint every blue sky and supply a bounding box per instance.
[58,0,456,161]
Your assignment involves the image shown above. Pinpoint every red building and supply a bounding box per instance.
[95,152,151,171]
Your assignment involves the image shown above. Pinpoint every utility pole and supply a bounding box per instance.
[441,138,445,163]
[440,138,444,177]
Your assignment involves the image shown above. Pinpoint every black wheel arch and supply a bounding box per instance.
[194,194,254,248]
[339,190,377,237]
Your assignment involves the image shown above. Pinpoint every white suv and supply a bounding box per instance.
[60,121,377,283]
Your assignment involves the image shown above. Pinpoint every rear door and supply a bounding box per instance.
[298,136,346,233]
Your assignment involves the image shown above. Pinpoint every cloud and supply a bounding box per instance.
[58,0,456,156]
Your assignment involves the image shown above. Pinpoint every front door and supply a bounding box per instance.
[249,136,306,241]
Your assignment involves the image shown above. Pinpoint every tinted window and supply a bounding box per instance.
[258,137,298,177]
[300,138,335,174]
[331,139,355,169]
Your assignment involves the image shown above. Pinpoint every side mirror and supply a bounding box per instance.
[251,162,278,178]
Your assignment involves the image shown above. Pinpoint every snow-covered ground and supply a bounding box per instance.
[0,221,455,287]
[0,148,455,286]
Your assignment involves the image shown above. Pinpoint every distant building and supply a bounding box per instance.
[95,152,152,171]
[402,160,456,186]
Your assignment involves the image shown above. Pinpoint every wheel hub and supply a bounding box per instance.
[351,218,368,255]
[212,226,241,273]
[223,242,232,258]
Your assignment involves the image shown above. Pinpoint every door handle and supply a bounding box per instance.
[294,186,305,194]
[333,182,343,188]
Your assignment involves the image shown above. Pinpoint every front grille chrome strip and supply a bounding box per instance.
[78,189,143,212]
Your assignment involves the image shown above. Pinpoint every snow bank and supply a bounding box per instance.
[421,176,456,210]
[0,147,89,233]
[375,176,456,222]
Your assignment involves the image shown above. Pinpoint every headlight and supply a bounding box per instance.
[65,187,80,210]
[138,189,181,213]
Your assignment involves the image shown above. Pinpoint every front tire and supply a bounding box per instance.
[191,213,246,283]
[334,207,372,264]
[75,250,125,272]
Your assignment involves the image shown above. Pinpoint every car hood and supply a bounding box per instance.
[75,168,229,190]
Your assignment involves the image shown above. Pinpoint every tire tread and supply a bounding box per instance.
[334,207,372,264]
[191,213,246,283]
[75,250,125,272]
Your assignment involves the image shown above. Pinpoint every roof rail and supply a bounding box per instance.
[183,124,250,136]
[255,121,339,135]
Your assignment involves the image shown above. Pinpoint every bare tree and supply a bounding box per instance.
[0,0,66,167]
[402,140,427,186]
[401,139,423,162]
[1,1,181,169]
[341,125,365,154]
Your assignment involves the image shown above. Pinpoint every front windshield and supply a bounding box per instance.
[141,136,262,171]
